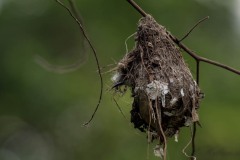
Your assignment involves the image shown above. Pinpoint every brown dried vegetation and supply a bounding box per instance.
[113,15,203,145]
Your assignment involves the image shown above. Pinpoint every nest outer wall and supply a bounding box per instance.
[113,15,202,143]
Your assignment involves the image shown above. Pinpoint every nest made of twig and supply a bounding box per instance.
[112,15,202,144]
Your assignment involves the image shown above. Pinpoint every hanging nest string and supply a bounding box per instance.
[112,15,203,158]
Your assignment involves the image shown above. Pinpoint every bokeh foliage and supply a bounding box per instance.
[0,0,240,160]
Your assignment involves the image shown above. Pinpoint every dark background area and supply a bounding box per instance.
[0,0,240,160]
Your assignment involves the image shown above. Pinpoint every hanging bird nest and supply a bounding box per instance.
[112,15,202,148]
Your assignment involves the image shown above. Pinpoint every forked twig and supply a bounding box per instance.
[169,35,240,75]
[126,0,240,76]
[55,0,103,126]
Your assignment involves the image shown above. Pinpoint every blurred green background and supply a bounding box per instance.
[0,0,240,160]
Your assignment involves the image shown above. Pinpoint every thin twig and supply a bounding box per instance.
[68,0,83,23]
[36,0,88,74]
[179,16,209,42]
[55,0,103,126]
[125,32,136,54]
[182,127,197,160]
[190,60,200,158]
[113,98,128,121]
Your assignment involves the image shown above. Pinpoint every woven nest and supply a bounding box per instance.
[112,15,202,144]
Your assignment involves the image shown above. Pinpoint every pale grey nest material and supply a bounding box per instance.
[113,15,202,142]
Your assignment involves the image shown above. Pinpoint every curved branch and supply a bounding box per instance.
[56,0,103,126]
[179,16,209,42]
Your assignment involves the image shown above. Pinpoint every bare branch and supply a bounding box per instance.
[126,0,240,76]
[127,0,147,17]
[55,0,103,126]
[179,16,209,42]
[196,61,200,84]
